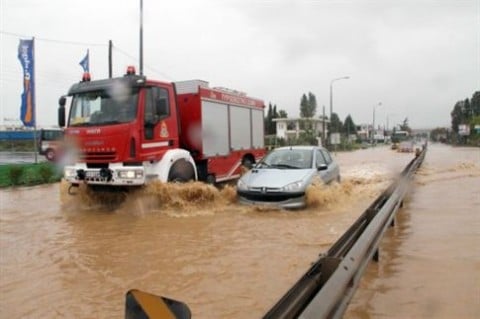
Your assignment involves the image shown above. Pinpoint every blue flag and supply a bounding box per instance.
[79,49,89,72]
[18,39,35,127]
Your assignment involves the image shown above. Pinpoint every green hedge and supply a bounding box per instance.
[0,162,63,187]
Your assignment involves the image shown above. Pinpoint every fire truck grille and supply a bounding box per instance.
[81,151,117,161]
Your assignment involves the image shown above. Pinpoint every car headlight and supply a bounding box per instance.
[118,170,143,179]
[282,180,304,192]
[237,179,247,191]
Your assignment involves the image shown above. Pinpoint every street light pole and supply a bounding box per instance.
[372,102,382,144]
[329,76,350,142]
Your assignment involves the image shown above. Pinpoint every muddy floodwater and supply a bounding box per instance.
[1,144,478,318]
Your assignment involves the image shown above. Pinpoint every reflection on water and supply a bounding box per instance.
[1,144,477,318]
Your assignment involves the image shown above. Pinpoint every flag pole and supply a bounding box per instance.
[32,36,38,164]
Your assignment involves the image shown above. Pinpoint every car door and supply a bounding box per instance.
[315,149,331,183]
[320,149,339,183]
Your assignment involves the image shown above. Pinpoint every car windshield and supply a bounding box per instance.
[258,149,313,169]
[69,88,139,126]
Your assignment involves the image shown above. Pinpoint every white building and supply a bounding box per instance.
[273,117,329,145]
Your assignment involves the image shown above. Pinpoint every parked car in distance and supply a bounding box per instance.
[38,128,64,161]
[236,146,340,209]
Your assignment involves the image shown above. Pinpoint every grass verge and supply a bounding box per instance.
[0,162,63,188]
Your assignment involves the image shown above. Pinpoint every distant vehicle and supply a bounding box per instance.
[391,130,409,143]
[398,140,414,153]
[236,146,340,209]
[38,128,64,161]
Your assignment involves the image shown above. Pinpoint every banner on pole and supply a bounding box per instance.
[17,39,35,127]
[79,49,89,72]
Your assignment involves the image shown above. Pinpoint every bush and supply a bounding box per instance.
[38,164,54,183]
[8,166,23,186]
[20,167,43,185]
[0,163,62,188]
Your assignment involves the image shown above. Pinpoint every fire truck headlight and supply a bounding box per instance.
[118,170,143,179]
[64,168,77,178]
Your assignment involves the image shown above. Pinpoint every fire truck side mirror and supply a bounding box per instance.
[58,96,66,127]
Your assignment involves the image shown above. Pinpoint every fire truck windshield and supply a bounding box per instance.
[69,89,139,126]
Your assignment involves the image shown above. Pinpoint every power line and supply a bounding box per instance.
[1,30,175,81]
[0,30,107,47]
[112,45,175,81]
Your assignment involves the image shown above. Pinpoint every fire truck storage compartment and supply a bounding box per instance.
[175,80,264,159]
[201,101,230,157]
[201,101,264,157]
[251,108,264,149]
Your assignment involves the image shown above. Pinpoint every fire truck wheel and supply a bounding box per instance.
[168,159,194,183]
[46,149,56,161]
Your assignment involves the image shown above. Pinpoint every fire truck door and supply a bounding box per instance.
[142,87,173,150]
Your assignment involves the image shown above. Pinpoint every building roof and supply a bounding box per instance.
[272,117,329,123]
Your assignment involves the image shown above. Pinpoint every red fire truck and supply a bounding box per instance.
[58,67,265,191]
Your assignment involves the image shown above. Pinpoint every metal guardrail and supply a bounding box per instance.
[263,144,427,319]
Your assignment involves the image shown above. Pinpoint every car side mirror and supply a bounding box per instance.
[317,164,328,171]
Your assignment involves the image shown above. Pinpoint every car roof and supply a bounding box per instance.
[273,145,322,151]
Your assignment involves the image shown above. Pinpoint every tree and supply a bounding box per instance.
[451,101,465,133]
[308,92,317,117]
[399,117,411,132]
[330,113,343,133]
[264,103,283,135]
[278,109,288,118]
[265,103,273,135]
[299,92,317,118]
[471,91,480,116]
[463,98,472,119]
[300,94,309,118]
[344,114,356,135]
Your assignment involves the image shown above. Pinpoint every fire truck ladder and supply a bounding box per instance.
[263,144,427,319]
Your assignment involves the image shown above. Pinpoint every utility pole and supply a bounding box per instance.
[372,102,382,144]
[139,0,144,76]
[108,40,112,78]
[329,76,350,144]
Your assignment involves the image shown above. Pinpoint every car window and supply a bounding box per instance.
[263,149,313,169]
[320,149,332,164]
[316,150,327,166]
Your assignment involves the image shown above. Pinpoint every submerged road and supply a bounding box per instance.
[0,144,478,318]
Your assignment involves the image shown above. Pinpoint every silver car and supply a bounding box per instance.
[237,146,340,209]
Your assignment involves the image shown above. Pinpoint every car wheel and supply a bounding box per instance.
[46,149,56,161]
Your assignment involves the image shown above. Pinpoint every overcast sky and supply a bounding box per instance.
[1,0,479,129]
